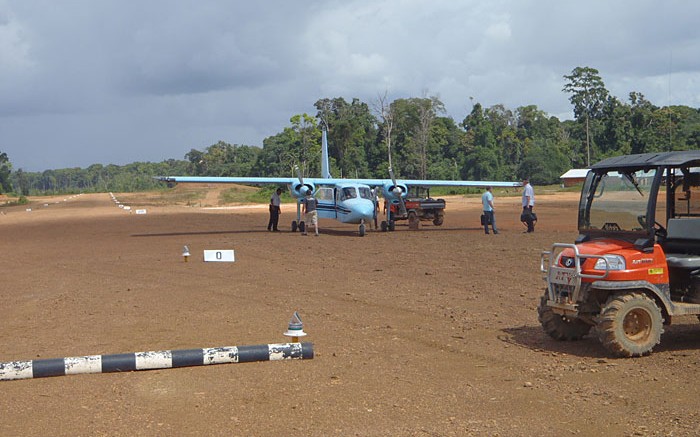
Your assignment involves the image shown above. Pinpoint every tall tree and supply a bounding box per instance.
[563,66,609,166]
[0,152,12,194]
[289,114,320,177]
[373,90,396,175]
[315,97,377,177]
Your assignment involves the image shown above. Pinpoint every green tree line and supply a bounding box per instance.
[4,66,700,196]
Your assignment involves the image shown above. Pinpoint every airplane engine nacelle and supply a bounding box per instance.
[381,183,408,201]
[290,182,315,199]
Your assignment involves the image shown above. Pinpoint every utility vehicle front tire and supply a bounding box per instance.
[597,292,663,357]
[537,293,592,341]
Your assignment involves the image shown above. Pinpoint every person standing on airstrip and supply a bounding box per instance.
[301,190,319,236]
[521,177,536,233]
[481,186,498,234]
[268,188,282,232]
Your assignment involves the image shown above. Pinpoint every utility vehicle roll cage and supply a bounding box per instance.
[576,151,700,250]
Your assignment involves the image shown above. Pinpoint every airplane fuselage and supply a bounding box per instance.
[306,183,376,225]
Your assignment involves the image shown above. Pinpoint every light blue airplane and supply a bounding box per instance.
[157,131,520,236]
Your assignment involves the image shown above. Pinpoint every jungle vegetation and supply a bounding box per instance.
[4,66,700,196]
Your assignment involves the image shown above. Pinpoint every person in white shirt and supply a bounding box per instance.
[267,188,282,231]
[521,178,536,233]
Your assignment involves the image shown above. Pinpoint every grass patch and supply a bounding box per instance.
[237,186,295,204]
[0,195,28,207]
[220,186,268,204]
[118,187,207,206]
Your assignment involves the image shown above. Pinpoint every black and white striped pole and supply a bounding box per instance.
[0,314,313,381]
[0,343,313,381]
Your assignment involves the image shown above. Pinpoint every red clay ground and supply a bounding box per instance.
[2,189,700,436]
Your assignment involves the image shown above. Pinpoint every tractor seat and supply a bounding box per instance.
[663,218,700,269]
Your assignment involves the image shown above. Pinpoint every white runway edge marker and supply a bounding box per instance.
[0,342,314,381]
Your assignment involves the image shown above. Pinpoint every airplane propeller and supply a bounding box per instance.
[295,165,305,190]
[293,165,313,197]
[389,167,407,217]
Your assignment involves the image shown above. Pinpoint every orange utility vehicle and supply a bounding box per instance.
[539,151,700,357]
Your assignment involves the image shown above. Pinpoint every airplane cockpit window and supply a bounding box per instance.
[341,187,357,200]
[358,187,372,199]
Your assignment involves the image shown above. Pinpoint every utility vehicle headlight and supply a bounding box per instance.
[594,255,626,271]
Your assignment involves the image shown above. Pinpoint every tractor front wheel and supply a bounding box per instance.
[537,293,592,341]
[597,292,663,357]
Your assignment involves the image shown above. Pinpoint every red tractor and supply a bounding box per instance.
[539,151,700,357]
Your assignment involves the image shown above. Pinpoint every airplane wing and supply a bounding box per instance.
[156,176,519,188]
[156,176,297,185]
[348,178,521,188]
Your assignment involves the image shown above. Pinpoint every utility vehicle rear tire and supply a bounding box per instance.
[408,212,419,230]
[433,215,444,226]
[381,221,388,232]
[537,293,592,340]
[597,292,663,357]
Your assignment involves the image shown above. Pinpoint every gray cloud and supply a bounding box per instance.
[1,0,699,171]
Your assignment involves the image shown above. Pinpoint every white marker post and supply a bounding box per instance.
[203,250,235,262]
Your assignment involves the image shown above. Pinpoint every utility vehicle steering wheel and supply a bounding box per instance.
[653,221,667,239]
[637,215,667,238]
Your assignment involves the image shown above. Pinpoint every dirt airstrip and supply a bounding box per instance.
[2,188,700,436]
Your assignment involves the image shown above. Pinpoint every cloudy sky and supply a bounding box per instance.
[1,1,699,171]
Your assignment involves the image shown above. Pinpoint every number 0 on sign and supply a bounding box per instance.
[203,250,235,262]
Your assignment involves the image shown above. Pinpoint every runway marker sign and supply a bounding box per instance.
[203,250,235,262]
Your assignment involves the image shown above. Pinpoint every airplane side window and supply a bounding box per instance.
[317,188,333,201]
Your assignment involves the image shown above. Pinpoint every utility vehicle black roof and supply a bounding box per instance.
[591,150,700,171]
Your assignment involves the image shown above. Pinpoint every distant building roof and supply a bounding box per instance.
[560,169,590,179]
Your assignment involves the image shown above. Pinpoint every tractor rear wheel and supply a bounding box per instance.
[597,292,663,357]
[537,293,591,340]
[408,212,419,230]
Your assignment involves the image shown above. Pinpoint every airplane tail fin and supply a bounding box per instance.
[322,129,332,179]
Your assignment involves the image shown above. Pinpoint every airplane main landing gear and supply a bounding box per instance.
[291,221,306,232]
[380,220,395,232]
